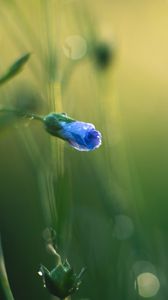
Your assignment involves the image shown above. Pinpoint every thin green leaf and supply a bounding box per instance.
[0,53,31,85]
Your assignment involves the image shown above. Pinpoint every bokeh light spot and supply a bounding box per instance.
[63,35,87,60]
[113,214,134,240]
[135,272,160,298]
[133,260,156,276]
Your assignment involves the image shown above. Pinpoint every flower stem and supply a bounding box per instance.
[0,107,44,122]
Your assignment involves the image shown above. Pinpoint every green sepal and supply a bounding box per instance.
[44,113,75,137]
[39,261,86,299]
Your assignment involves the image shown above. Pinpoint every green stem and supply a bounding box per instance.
[0,239,15,300]
[0,107,44,122]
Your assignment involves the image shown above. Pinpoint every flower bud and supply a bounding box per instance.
[39,261,86,299]
[44,113,102,151]
[93,42,114,69]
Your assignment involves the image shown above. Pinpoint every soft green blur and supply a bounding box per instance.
[0,0,168,299]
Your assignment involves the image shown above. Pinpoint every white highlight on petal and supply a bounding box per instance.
[135,272,160,298]
[63,35,87,60]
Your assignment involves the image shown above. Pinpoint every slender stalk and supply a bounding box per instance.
[0,107,44,122]
[0,239,15,300]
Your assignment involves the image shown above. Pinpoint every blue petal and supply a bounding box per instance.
[84,129,102,150]
[59,121,102,151]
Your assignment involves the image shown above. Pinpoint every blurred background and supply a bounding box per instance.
[0,0,168,299]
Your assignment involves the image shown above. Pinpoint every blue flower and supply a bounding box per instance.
[44,113,102,151]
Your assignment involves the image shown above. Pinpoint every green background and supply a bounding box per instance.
[0,0,168,299]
